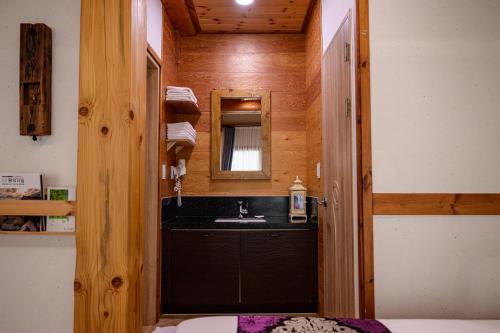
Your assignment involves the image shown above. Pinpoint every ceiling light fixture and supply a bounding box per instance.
[235,0,254,5]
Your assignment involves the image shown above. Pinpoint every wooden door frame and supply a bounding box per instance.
[75,0,147,331]
[356,0,375,318]
[144,47,162,325]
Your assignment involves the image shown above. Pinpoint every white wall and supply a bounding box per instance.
[147,0,163,58]
[0,236,76,332]
[0,0,80,331]
[370,0,500,319]
[370,0,500,193]
[322,0,355,53]
[375,216,500,319]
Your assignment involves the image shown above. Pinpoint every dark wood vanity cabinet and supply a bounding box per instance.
[162,228,317,313]
[163,230,241,312]
[240,230,318,312]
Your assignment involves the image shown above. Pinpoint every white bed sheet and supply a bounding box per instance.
[155,317,500,333]
[380,319,500,333]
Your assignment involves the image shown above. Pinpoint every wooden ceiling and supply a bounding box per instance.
[164,0,315,35]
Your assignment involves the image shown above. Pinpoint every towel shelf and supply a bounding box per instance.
[166,100,201,115]
[167,139,194,154]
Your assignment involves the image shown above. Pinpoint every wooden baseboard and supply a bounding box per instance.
[373,193,500,215]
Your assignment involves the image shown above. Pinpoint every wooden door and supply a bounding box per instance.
[240,230,318,313]
[321,13,355,317]
[163,230,241,313]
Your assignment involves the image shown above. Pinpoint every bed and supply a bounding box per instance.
[153,316,500,333]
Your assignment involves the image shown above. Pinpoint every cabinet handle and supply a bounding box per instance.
[270,233,281,238]
[201,233,210,237]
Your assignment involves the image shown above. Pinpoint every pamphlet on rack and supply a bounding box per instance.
[47,187,76,232]
[0,173,44,232]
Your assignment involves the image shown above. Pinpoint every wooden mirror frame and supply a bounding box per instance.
[211,89,271,180]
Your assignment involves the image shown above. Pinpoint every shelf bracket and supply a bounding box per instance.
[167,140,193,154]
[167,141,176,151]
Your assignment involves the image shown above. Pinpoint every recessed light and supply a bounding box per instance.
[235,0,254,5]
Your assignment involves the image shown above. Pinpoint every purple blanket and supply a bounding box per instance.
[238,316,391,333]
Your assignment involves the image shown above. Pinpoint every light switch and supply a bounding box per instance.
[161,164,167,180]
[316,162,321,179]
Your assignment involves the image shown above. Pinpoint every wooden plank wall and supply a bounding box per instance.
[304,0,324,314]
[75,0,146,331]
[175,34,308,196]
[160,11,179,197]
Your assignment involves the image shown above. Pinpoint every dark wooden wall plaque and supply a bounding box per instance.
[19,23,52,138]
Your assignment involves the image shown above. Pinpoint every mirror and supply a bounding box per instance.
[211,89,271,179]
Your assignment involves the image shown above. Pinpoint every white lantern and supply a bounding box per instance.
[289,176,307,223]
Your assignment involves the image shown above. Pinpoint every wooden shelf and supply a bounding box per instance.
[0,200,76,216]
[167,139,194,154]
[0,231,75,236]
[166,100,200,114]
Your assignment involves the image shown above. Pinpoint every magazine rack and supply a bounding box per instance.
[0,200,76,235]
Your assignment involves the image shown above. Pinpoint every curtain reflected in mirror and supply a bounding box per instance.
[221,127,235,170]
[221,126,262,171]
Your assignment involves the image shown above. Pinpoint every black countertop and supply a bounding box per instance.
[164,217,318,230]
[162,196,319,230]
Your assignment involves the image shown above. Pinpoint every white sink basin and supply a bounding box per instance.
[214,218,266,223]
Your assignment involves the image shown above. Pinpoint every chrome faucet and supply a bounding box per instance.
[237,201,248,219]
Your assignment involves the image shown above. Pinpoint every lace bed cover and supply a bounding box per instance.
[237,316,391,333]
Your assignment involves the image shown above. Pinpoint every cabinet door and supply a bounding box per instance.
[240,230,318,312]
[163,230,240,313]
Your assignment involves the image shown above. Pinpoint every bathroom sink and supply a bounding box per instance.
[214,217,266,223]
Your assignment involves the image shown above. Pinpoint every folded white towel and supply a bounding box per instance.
[167,92,196,99]
[166,92,196,97]
[168,125,196,132]
[168,131,195,137]
[170,135,195,141]
[168,125,196,131]
[168,128,195,135]
[168,130,196,137]
[168,122,195,130]
[167,122,197,142]
[168,127,196,134]
[169,132,196,140]
[166,86,198,103]
[168,136,195,145]
[167,86,194,94]
[167,90,193,95]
